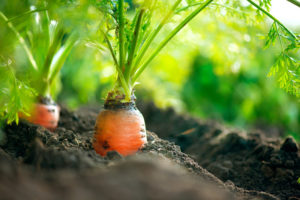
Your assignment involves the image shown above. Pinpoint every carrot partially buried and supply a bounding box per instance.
[20,101,60,130]
[93,100,147,156]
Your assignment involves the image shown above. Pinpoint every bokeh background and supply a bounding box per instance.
[1,0,299,139]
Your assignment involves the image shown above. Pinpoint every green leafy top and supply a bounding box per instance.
[0,63,36,124]
[98,0,215,101]
[0,4,77,124]
[96,0,300,101]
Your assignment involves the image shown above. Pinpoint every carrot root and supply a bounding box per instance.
[93,107,147,156]
[20,103,60,130]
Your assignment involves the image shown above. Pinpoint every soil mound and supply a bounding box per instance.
[0,104,289,199]
[139,102,300,200]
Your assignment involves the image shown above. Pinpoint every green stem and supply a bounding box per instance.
[125,9,145,82]
[48,35,77,85]
[102,30,119,68]
[115,66,131,100]
[274,23,284,52]
[39,26,65,96]
[287,0,300,8]
[6,8,48,22]
[103,34,129,97]
[176,2,249,15]
[41,82,51,97]
[118,0,125,72]
[247,0,297,40]
[130,0,182,76]
[0,11,38,70]
[132,0,214,83]
[41,28,64,80]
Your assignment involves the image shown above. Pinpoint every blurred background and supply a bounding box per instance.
[1,0,299,139]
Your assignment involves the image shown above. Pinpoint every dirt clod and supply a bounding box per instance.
[281,137,298,152]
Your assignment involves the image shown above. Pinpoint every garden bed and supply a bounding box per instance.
[0,102,299,200]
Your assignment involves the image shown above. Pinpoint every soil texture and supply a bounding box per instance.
[0,102,298,200]
[138,101,300,200]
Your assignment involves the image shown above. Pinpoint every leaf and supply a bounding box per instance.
[264,22,277,48]
[0,65,37,124]
[48,34,77,84]
[268,53,300,97]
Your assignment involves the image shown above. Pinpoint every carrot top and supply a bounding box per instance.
[98,0,299,101]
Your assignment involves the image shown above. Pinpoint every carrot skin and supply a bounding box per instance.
[20,103,60,130]
[93,108,147,156]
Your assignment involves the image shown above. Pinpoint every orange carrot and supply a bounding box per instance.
[93,105,147,156]
[20,103,60,130]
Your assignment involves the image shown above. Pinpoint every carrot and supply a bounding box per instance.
[20,98,60,130]
[29,103,60,130]
[92,0,213,157]
[93,100,147,156]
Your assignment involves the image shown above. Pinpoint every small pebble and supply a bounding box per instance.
[147,134,155,142]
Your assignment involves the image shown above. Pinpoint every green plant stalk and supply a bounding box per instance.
[132,0,214,83]
[124,8,141,57]
[42,9,51,50]
[102,31,119,68]
[247,0,297,40]
[176,2,249,15]
[130,0,182,76]
[40,82,51,97]
[130,9,140,32]
[134,0,158,50]
[118,0,125,72]
[0,11,38,70]
[125,9,145,82]
[101,31,130,100]
[40,28,65,96]
[114,68,131,101]
[48,36,77,85]
[274,23,285,52]
[6,8,48,22]
[287,0,300,8]
[42,28,64,77]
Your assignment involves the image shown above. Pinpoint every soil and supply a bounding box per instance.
[0,101,298,200]
[138,101,300,200]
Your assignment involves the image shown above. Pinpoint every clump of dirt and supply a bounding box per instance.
[0,105,278,200]
[139,101,300,200]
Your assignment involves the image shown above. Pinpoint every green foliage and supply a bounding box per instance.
[246,0,300,97]
[58,43,112,107]
[96,0,216,101]
[0,65,36,124]
[130,4,299,136]
[298,177,300,184]
[266,22,300,97]
[0,0,299,133]
[0,1,77,124]
[93,0,300,101]
[181,54,299,134]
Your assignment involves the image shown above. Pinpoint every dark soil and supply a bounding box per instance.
[138,101,300,200]
[0,101,298,200]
